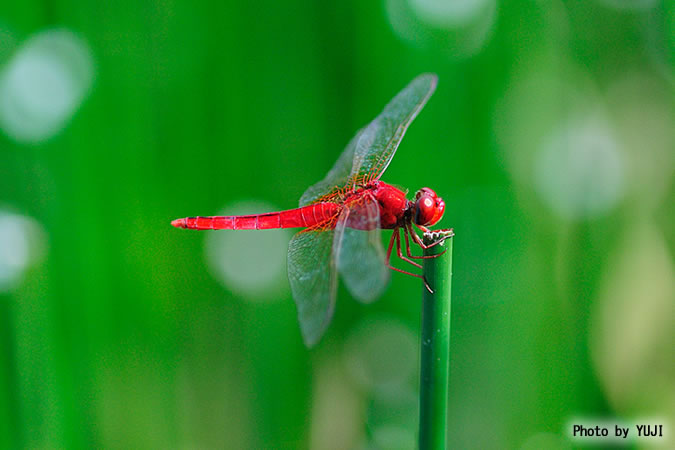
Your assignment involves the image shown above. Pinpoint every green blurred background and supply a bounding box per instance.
[0,1,673,449]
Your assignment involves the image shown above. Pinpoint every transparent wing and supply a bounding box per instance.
[336,193,390,303]
[351,73,437,183]
[299,127,369,206]
[300,74,437,205]
[288,225,343,347]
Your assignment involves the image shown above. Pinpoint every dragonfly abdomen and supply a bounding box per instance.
[172,202,340,230]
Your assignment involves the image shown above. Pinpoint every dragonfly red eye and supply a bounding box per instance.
[414,188,445,226]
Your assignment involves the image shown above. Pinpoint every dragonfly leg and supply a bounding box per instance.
[403,224,444,260]
[385,228,397,264]
[407,222,449,254]
[385,229,433,293]
[393,229,422,269]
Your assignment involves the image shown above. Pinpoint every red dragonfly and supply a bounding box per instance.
[172,74,452,346]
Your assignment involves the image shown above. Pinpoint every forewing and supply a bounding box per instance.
[300,74,437,205]
[351,73,437,182]
[299,128,368,206]
[288,226,342,347]
[336,193,390,303]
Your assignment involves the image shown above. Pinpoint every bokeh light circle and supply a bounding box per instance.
[533,116,624,220]
[385,0,497,58]
[343,316,417,392]
[411,0,494,27]
[592,224,674,413]
[0,210,47,292]
[204,200,291,302]
[0,29,94,143]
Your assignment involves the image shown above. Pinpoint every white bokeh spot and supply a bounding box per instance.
[411,0,495,27]
[0,210,47,292]
[204,200,291,302]
[0,29,94,143]
[343,317,418,392]
[534,116,624,220]
[385,0,497,57]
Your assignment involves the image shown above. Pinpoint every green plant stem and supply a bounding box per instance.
[419,235,453,450]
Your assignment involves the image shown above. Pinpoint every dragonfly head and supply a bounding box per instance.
[413,187,445,227]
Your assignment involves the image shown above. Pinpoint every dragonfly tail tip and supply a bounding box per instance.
[171,218,187,228]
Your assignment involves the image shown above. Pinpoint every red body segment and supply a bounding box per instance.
[172,181,412,232]
[371,182,410,229]
[172,202,341,230]
[336,182,410,230]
